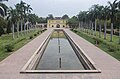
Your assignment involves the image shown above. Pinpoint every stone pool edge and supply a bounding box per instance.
[20,28,101,73]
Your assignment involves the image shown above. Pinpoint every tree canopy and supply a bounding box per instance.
[61,14,69,19]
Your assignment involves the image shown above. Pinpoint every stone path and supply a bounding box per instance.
[0,28,120,79]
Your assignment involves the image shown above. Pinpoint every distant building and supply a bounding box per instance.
[47,17,69,28]
[36,23,47,28]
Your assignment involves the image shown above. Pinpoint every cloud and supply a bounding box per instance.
[4,0,114,17]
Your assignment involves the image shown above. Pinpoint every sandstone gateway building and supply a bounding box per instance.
[47,17,69,28]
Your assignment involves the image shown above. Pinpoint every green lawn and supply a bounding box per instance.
[72,29,120,61]
[0,28,43,61]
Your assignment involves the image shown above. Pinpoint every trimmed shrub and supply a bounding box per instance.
[37,31,39,34]
[5,43,14,52]
[73,29,77,33]
[44,28,47,31]
[41,30,43,33]
[29,36,33,39]
[41,28,47,33]
[34,34,37,36]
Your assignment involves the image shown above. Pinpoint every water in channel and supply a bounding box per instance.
[36,31,85,70]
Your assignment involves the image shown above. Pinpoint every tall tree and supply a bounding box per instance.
[18,0,26,35]
[38,17,47,23]
[68,16,79,28]
[89,4,100,36]
[78,11,88,31]
[103,6,110,39]
[0,3,8,17]
[88,10,96,35]
[117,1,120,44]
[47,14,54,19]
[6,20,12,34]
[7,7,18,39]
[61,14,69,19]
[26,4,33,33]
[96,5,104,38]
[15,3,21,37]
[0,17,6,36]
[108,0,118,42]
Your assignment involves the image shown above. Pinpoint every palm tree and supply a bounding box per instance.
[15,4,21,37]
[88,10,96,35]
[90,4,100,36]
[7,7,18,39]
[103,6,110,40]
[117,1,120,44]
[95,5,104,38]
[18,1,26,35]
[13,1,30,37]
[100,6,104,38]
[108,0,118,42]
[26,4,33,33]
[78,11,83,31]
[78,11,88,32]
[84,11,90,33]
[0,3,8,17]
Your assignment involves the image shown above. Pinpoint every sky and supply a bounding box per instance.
[4,0,114,17]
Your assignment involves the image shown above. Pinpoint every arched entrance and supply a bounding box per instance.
[52,25,54,27]
[56,24,60,28]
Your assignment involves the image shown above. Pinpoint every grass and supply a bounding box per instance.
[0,28,44,61]
[72,29,120,61]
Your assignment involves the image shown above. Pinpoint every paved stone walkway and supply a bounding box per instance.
[65,29,120,79]
[0,28,120,79]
